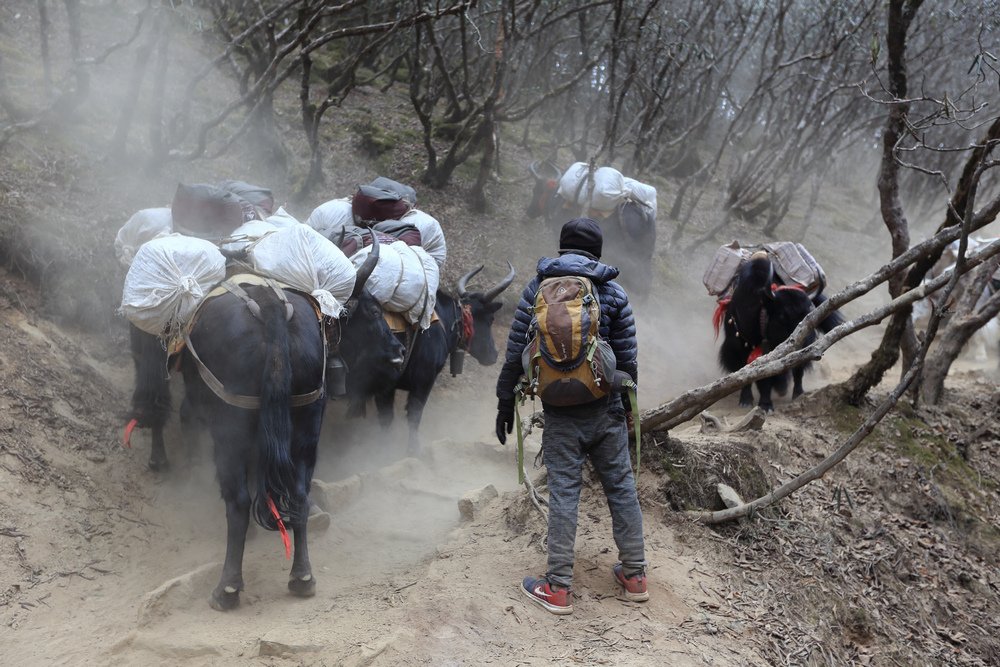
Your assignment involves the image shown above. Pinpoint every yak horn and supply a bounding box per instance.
[483,261,517,303]
[351,229,380,299]
[456,265,484,299]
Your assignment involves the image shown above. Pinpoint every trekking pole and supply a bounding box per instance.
[514,385,527,485]
[624,379,640,484]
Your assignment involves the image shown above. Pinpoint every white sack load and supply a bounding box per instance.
[306,198,353,240]
[120,235,226,336]
[265,206,303,229]
[115,208,173,267]
[703,241,750,296]
[219,219,278,254]
[623,177,657,218]
[351,241,440,330]
[402,208,447,267]
[557,162,626,213]
[764,242,826,295]
[703,240,827,297]
[247,224,356,318]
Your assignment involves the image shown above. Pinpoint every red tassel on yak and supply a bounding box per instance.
[266,495,292,560]
[712,298,730,339]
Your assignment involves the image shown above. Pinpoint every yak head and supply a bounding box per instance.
[526,160,562,220]
[735,251,776,302]
[456,262,517,365]
[339,231,406,382]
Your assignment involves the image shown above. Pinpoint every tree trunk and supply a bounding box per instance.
[146,24,171,169]
[470,115,496,212]
[836,0,922,405]
[37,0,52,97]
[920,259,1000,404]
[109,16,157,160]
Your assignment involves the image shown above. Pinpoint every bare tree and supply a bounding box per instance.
[839,0,1000,405]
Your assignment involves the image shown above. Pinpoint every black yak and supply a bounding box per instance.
[526,161,655,298]
[716,252,842,412]
[344,263,516,453]
[128,246,383,610]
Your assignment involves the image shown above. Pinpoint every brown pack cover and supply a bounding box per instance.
[352,185,411,224]
[334,225,399,257]
[172,183,256,239]
[218,180,275,215]
[372,220,422,247]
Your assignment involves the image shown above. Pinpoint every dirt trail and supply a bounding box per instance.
[0,279,758,666]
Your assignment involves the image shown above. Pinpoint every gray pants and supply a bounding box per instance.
[542,406,646,589]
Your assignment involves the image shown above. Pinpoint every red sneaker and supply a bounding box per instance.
[520,576,573,615]
[613,563,649,602]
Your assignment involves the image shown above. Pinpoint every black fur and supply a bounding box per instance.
[344,289,505,453]
[719,256,817,412]
[175,286,325,610]
[128,324,172,470]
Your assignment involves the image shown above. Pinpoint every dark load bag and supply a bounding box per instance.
[372,220,422,247]
[369,177,417,206]
[171,183,256,240]
[352,184,410,225]
[334,225,400,257]
[218,180,275,215]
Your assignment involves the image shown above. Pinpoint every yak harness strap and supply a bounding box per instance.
[220,277,294,322]
[184,280,327,410]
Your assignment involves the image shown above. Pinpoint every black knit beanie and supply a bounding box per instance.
[558,218,603,259]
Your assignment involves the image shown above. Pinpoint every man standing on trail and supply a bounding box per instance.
[495,218,647,615]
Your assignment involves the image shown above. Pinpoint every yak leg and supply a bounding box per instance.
[738,384,755,408]
[791,365,806,399]
[755,380,775,413]
[149,425,169,472]
[374,389,396,430]
[404,387,433,455]
[178,396,204,467]
[287,511,315,598]
[210,452,250,611]
[289,406,321,598]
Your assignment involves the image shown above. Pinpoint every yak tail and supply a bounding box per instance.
[812,293,846,334]
[251,296,299,531]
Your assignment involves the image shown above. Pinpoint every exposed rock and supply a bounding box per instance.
[371,457,421,484]
[717,483,745,509]
[700,411,724,433]
[307,509,331,533]
[258,639,323,657]
[311,475,363,513]
[137,562,220,627]
[458,484,498,521]
[730,407,766,432]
